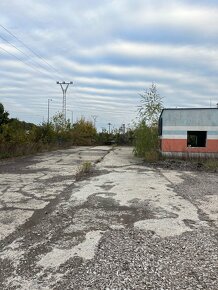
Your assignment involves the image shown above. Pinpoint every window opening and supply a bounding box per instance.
[187,131,207,147]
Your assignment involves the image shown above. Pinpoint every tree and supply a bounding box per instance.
[0,103,9,126]
[52,112,70,133]
[72,118,97,145]
[138,83,163,126]
[134,83,164,160]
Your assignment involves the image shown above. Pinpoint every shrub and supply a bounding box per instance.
[75,161,93,180]
[133,121,159,160]
[133,83,163,161]
[71,118,97,145]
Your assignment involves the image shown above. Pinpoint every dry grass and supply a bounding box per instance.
[203,159,218,171]
[75,161,93,181]
[144,150,160,162]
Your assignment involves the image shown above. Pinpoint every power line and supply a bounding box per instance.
[0,34,58,78]
[0,24,63,78]
[0,34,60,81]
[0,45,57,81]
[0,34,33,61]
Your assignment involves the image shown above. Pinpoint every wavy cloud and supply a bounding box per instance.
[0,0,218,129]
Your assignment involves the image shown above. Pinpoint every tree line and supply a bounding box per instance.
[0,83,163,159]
[0,103,134,159]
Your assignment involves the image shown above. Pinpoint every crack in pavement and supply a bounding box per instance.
[0,146,217,290]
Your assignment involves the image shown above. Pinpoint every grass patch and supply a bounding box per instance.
[148,155,218,172]
[75,161,93,181]
[0,152,12,159]
[202,159,218,171]
[173,155,218,172]
[143,150,160,162]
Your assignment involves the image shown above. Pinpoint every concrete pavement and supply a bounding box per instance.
[0,146,217,289]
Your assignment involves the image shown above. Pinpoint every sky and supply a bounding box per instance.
[1,0,218,131]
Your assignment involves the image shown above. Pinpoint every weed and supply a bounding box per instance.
[133,120,160,162]
[144,150,160,162]
[0,152,11,159]
[202,159,218,171]
[82,161,92,172]
[75,161,93,181]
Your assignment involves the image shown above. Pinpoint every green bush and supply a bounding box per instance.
[133,83,163,161]
[0,105,98,159]
[71,118,97,145]
[29,123,56,144]
[133,121,159,160]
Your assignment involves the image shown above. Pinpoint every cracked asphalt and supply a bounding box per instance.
[0,146,217,289]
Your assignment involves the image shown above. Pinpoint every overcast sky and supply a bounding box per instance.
[1,0,218,130]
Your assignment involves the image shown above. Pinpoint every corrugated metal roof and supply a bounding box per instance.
[159,107,218,119]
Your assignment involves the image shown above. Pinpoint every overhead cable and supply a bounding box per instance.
[0,45,57,81]
[0,24,63,78]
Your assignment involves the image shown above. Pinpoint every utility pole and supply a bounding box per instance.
[47,98,52,123]
[91,115,98,127]
[108,122,112,134]
[56,81,73,122]
[67,109,74,126]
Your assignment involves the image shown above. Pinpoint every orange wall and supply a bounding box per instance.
[161,139,218,153]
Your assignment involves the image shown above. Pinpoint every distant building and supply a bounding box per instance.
[158,108,218,157]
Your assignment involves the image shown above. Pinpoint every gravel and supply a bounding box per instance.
[147,159,218,172]
[54,228,218,290]
[1,147,217,290]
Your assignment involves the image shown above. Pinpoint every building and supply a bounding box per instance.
[159,108,218,157]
